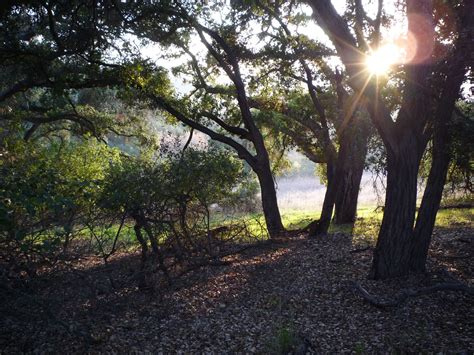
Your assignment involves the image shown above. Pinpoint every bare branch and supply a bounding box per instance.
[307,0,397,151]
[354,0,370,51]
[200,111,251,140]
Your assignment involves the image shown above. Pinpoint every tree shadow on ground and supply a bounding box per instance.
[1,224,472,353]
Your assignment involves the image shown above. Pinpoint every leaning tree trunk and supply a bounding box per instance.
[409,18,472,272]
[334,120,369,224]
[369,136,422,279]
[255,158,284,238]
[308,158,338,236]
[410,136,451,272]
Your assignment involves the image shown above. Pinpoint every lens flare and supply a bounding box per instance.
[366,44,404,75]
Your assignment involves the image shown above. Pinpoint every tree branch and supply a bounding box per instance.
[147,93,258,169]
[200,111,251,140]
[307,0,397,152]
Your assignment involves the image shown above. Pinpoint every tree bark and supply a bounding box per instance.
[256,158,284,238]
[134,224,148,267]
[310,117,369,235]
[410,137,450,272]
[133,223,149,289]
[334,120,369,224]
[308,121,369,236]
[334,159,365,224]
[369,136,422,279]
[409,4,473,271]
[307,0,472,279]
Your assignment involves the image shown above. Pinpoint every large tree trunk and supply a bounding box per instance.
[370,136,422,279]
[334,160,365,224]
[255,159,284,238]
[307,0,472,279]
[309,123,368,235]
[334,120,369,224]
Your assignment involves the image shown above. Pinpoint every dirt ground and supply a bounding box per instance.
[1,224,473,353]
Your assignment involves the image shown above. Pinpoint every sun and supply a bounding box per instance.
[366,44,403,75]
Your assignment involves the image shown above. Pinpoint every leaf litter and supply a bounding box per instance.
[0,225,472,353]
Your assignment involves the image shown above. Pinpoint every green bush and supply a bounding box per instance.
[0,137,120,276]
[100,145,247,262]
[1,127,254,283]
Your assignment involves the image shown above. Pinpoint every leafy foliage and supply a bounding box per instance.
[0,136,120,276]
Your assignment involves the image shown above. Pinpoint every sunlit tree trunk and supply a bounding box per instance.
[255,157,284,238]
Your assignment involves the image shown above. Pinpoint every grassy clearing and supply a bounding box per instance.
[288,206,471,228]
[74,223,137,254]
[76,207,472,252]
[286,206,471,233]
[213,207,473,246]
[434,208,473,227]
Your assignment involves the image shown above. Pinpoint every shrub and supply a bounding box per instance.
[0,138,120,278]
[100,145,247,275]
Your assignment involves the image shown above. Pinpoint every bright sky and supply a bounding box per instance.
[134,0,472,100]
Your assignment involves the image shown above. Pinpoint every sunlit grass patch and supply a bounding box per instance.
[280,207,383,246]
[76,223,138,254]
[281,210,318,230]
[210,206,473,243]
[281,206,473,247]
[435,208,473,227]
[350,207,383,247]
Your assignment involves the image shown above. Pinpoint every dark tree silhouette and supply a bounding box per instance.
[307,0,473,278]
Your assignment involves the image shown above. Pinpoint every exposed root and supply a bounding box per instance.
[350,281,474,308]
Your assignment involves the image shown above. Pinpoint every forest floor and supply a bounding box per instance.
[1,209,473,353]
